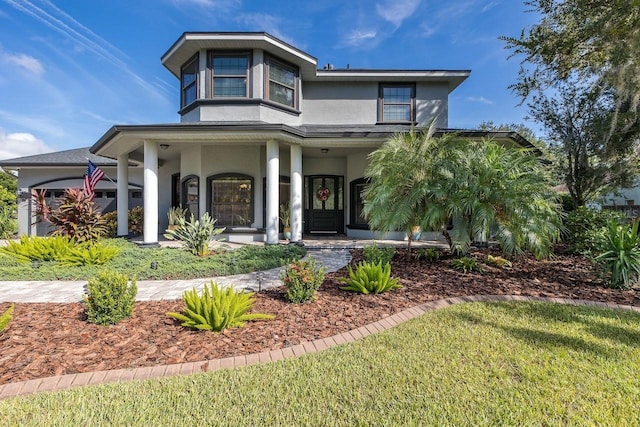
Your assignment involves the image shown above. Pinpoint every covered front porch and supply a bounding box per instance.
[91,123,391,246]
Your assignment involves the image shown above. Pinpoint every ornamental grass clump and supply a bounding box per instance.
[0,236,120,266]
[339,261,401,294]
[451,256,483,274]
[415,247,442,262]
[167,281,274,331]
[281,257,326,303]
[594,220,640,289]
[163,212,225,256]
[84,271,137,325]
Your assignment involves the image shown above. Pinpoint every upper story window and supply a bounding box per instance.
[265,57,297,108]
[210,53,250,97]
[379,83,416,122]
[181,55,198,107]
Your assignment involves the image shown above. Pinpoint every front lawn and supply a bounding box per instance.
[0,239,305,280]
[1,301,639,425]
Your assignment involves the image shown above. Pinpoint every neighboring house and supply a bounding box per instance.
[0,32,535,244]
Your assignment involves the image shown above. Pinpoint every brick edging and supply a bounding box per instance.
[2,295,639,400]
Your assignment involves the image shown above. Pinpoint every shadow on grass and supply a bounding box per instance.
[455,302,640,359]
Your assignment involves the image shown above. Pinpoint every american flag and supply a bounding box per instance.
[83,160,105,199]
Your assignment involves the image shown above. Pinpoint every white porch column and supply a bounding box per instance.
[266,140,280,244]
[290,144,302,243]
[117,154,129,237]
[143,140,159,245]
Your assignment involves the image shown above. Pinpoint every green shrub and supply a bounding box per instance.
[415,247,441,262]
[102,206,145,238]
[167,281,274,331]
[280,257,326,303]
[339,261,402,294]
[0,205,17,239]
[362,243,395,265]
[164,212,225,256]
[594,220,640,289]
[0,304,14,335]
[0,235,74,262]
[563,207,625,256]
[84,271,137,325]
[451,257,483,274]
[61,242,120,266]
[486,254,512,268]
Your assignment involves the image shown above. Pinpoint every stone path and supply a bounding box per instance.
[0,248,352,303]
[1,294,638,400]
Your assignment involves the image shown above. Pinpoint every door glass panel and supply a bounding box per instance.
[184,178,199,219]
[324,178,335,210]
[312,178,324,210]
[337,177,344,210]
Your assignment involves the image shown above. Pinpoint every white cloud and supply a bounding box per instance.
[344,29,377,47]
[376,0,421,27]
[2,52,44,75]
[467,96,495,105]
[0,130,55,160]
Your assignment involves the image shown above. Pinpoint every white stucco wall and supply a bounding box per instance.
[301,82,378,125]
[13,166,144,236]
[416,83,448,127]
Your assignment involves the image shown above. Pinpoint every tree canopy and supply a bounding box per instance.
[363,126,561,258]
[503,0,640,123]
[528,81,640,206]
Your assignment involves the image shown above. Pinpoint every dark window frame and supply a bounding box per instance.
[207,173,255,227]
[208,51,251,98]
[180,54,199,108]
[350,177,370,228]
[264,55,298,109]
[378,83,416,123]
[181,175,200,219]
[171,173,181,208]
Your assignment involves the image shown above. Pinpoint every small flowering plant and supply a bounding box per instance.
[280,257,326,303]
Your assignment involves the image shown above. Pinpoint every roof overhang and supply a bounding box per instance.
[91,123,540,161]
[162,32,318,79]
[313,70,471,92]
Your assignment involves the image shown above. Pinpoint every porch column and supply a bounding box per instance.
[143,140,159,245]
[290,144,302,243]
[117,154,129,237]
[266,140,279,244]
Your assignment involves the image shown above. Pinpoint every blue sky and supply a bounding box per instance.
[0,0,540,160]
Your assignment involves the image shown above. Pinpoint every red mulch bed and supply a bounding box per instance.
[1,247,638,385]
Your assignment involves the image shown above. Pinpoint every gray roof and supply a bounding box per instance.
[0,147,117,167]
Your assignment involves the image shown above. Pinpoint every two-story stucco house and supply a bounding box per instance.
[1,32,534,245]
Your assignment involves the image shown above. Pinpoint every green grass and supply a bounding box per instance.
[0,239,305,280]
[1,301,639,426]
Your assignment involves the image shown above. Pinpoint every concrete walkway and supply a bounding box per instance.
[0,248,352,303]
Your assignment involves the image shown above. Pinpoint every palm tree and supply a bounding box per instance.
[364,124,562,258]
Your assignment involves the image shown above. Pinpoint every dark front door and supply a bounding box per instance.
[305,175,344,234]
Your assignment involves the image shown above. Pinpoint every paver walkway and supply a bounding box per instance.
[0,248,351,303]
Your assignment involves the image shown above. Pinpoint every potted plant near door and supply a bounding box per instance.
[280,202,291,240]
[167,206,187,231]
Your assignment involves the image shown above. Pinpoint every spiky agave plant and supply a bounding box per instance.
[167,281,274,331]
